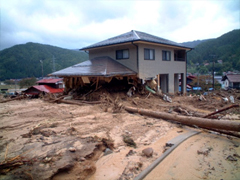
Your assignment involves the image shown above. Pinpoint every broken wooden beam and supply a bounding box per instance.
[123,106,240,132]
[203,104,239,118]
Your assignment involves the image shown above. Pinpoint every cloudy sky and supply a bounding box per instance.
[0,0,239,50]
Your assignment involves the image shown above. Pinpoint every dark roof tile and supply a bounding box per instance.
[80,30,191,50]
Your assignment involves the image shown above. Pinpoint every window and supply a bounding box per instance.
[174,50,185,61]
[144,48,155,60]
[162,50,171,61]
[116,49,129,59]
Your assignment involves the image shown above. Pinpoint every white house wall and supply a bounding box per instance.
[89,43,187,94]
[137,44,186,94]
[89,44,138,72]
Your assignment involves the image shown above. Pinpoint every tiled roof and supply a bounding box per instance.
[226,74,240,83]
[50,56,137,77]
[37,78,63,84]
[80,30,192,50]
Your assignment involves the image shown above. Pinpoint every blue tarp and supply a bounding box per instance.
[192,87,202,91]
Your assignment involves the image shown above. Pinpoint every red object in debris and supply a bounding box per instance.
[24,85,64,95]
[37,78,63,84]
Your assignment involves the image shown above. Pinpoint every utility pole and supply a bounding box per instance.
[209,55,216,90]
[40,60,43,79]
[52,55,56,72]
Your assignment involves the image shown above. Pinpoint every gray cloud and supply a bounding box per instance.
[0,0,239,51]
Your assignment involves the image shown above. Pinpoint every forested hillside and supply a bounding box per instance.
[187,29,240,75]
[0,42,89,80]
[181,39,210,48]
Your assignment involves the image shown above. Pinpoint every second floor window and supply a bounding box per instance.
[162,50,171,61]
[116,49,129,59]
[144,48,155,60]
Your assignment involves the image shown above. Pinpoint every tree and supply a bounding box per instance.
[19,77,37,88]
[198,66,208,74]
[190,75,221,91]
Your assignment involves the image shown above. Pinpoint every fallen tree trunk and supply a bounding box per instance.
[124,106,240,132]
[56,99,101,105]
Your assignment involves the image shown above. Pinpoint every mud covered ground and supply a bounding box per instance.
[0,90,240,180]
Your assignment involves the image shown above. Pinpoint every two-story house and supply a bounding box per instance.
[51,30,192,94]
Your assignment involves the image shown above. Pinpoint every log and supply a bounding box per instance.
[57,99,101,105]
[124,106,240,132]
[203,104,239,118]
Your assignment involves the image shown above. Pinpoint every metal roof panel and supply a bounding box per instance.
[50,56,137,77]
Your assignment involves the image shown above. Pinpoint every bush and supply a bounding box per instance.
[19,77,36,88]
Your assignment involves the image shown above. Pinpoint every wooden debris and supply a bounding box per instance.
[203,104,239,118]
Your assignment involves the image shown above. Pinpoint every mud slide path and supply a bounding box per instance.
[144,132,240,180]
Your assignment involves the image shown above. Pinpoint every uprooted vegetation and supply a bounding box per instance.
[0,81,240,179]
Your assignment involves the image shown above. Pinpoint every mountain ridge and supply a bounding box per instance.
[0,42,89,81]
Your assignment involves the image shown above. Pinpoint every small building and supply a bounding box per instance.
[222,74,240,90]
[50,30,192,94]
[37,78,64,89]
[23,78,64,96]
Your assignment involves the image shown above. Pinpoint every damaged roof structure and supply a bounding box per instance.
[23,78,64,95]
[50,30,192,94]
[222,74,240,90]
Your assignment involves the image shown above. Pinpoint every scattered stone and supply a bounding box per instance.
[233,154,240,158]
[166,142,174,147]
[142,147,153,157]
[126,150,136,157]
[69,147,76,152]
[197,148,212,156]
[39,136,44,140]
[40,130,56,137]
[104,148,113,156]
[162,146,170,153]
[123,135,136,148]
[210,167,215,171]
[146,122,153,126]
[43,157,52,163]
[233,144,239,148]
[80,157,86,161]
[125,130,132,135]
[226,155,237,161]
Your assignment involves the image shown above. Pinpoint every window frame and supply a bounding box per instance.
[162,50,171,61]
[144,48,155,60]
[116,49,129,60]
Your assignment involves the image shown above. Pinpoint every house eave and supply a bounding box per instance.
[80,40,192,51]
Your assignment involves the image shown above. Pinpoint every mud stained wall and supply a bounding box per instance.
[137,43,186,94]
[89,44,138,72]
